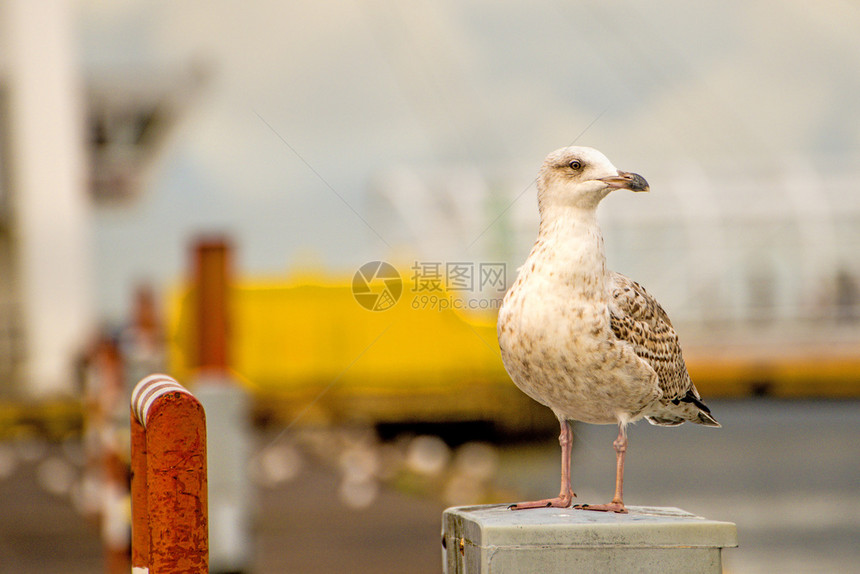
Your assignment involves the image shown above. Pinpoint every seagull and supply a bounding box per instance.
[498,146,720,513]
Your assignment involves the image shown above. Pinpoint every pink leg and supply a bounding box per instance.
[575,424,628,514]
[510,419,576,510]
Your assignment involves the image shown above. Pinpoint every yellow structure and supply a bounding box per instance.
[167,270,551,429]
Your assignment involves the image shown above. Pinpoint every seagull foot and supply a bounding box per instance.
[509,491,575,510]
[573,502,627,514]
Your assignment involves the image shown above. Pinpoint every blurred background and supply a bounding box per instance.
[0,1,858,573]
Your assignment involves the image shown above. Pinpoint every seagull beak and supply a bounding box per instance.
[599,171,650,192]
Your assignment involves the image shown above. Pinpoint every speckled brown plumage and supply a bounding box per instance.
[499,146,719,512]
[608,271,716,426]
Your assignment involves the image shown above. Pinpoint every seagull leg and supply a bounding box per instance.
[510,419,576,510]
[575,423,628,514]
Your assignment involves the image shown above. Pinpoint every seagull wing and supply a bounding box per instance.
[607,272,719,426]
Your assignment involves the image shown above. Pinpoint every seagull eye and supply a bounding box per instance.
[568,160,583,170]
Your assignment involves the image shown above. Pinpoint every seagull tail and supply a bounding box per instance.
[648,388,722,428]
[695,410,721,428]
[646,410,721,427]
[678,389,721,428]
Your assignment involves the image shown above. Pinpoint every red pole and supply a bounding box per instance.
[192,238,231,374]
[130,374,208,573]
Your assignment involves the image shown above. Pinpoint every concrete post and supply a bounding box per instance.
[443,505,737,574]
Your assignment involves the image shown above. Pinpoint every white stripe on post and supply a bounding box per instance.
[131,374,192,427]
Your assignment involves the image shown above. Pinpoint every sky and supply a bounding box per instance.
[78,0,860,321]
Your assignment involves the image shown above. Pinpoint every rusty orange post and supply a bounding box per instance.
[130,374,208,574]
[192,238,232,374]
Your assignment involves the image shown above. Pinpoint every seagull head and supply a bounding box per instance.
[537,146,649,214]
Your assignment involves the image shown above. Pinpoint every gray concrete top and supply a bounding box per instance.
[444,505,738,550]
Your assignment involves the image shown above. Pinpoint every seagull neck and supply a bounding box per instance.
[538,206,602,242]
[534,207,608,294]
